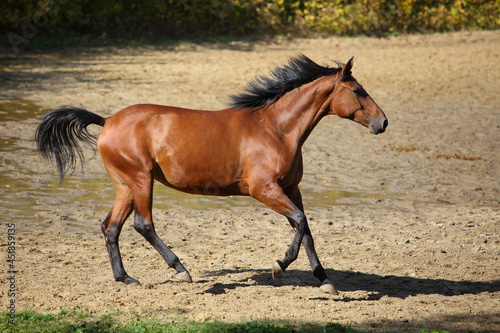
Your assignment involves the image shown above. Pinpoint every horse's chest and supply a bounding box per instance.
[277,152,303,188]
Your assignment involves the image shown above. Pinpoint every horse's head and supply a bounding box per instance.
[328,58,388,134]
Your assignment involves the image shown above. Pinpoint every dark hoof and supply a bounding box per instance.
[175,271,192,283]
[117,276,140,286]
[320,280,338,294]
[272,260,284,280]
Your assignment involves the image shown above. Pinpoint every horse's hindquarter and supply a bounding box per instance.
[98,105,162,176]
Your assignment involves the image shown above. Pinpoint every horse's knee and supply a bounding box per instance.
[133,214,154,237]
[101,223,121,244]
[285,248,299,261]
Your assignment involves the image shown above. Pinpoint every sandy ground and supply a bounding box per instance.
[0,31,499,332]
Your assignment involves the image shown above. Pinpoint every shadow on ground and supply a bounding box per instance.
[200,268,499,300]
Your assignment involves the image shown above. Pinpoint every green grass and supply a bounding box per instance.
[420,331,481,333]
[0,309,479,333]
[0,309,362,333]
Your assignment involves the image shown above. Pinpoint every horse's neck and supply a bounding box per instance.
[267,82,330,148]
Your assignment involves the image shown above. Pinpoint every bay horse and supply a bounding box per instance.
[36,55,387,294]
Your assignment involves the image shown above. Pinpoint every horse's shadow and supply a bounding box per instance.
[199,268,500,300]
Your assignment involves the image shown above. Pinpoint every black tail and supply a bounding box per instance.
[35,107,106,183]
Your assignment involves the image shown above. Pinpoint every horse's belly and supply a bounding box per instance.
[154,156,246,196]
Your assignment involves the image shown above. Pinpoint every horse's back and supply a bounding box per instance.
[98,104,222,149]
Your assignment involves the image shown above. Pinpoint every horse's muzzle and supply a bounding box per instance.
[370,118,388,135]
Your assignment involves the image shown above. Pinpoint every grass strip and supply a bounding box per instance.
[0,309,362,333]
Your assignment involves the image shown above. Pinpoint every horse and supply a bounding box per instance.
[35,55,387,294]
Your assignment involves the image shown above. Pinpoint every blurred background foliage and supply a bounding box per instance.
[1,0,499,48]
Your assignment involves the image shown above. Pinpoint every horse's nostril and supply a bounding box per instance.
[383,119,388,130]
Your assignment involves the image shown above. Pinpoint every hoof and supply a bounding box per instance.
[175,271,192,283]
[272,260,283,280]
[320,282,338,295]
[118,276,140,286]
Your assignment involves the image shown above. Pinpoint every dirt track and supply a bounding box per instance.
[0,31,499,332]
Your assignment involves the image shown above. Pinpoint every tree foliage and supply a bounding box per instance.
[1,0,499,41]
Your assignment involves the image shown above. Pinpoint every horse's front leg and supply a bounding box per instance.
[250,182,303,270]
[284,186,337,294]
[273,208,306,278]
[251,182,336,293]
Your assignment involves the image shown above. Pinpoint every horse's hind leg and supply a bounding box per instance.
[101,177,137,284]
[130,169,192,283]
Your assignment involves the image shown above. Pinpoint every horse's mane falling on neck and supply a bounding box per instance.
[229,55,343,111]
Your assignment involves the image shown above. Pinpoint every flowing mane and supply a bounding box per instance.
[229,54,343,110]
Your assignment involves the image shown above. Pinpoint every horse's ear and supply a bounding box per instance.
[341,57,354,77]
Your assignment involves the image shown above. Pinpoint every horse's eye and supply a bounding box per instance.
[353,88,367,97]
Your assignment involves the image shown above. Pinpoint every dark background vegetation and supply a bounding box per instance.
[1,0,499,50]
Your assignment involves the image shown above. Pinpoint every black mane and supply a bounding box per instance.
[229,55,343,110]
